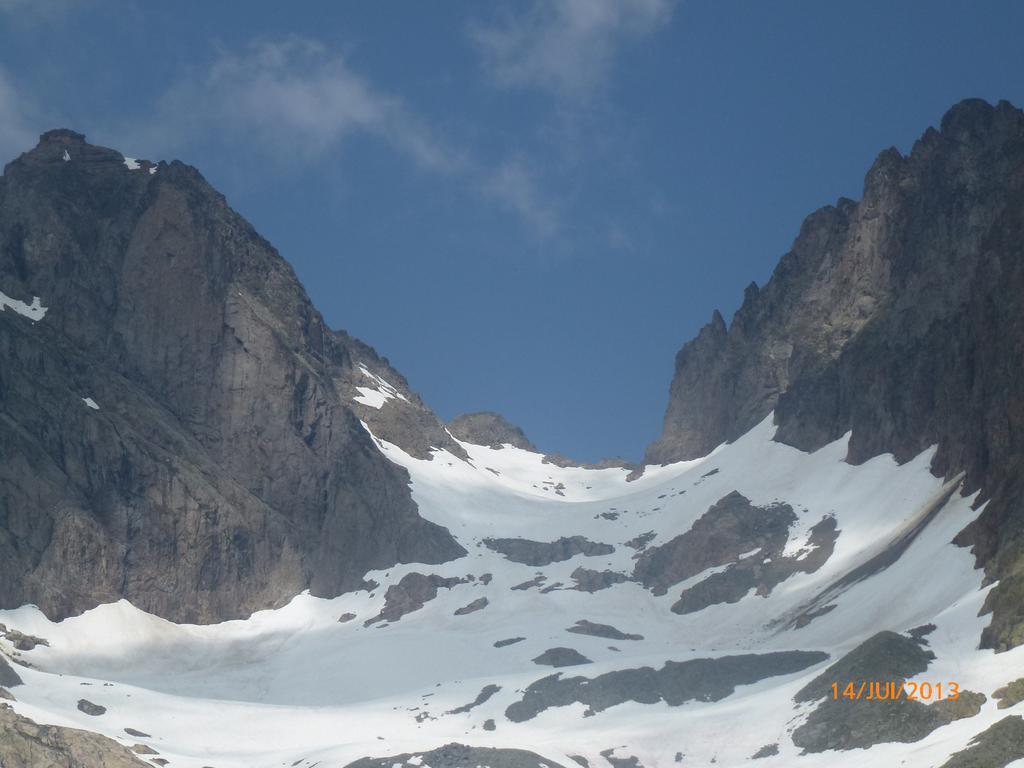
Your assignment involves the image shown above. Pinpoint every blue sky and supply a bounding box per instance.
[2,1,1022,461]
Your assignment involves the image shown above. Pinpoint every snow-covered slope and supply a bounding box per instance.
[3,416,1020,767]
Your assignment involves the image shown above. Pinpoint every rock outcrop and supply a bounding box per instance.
[0,130,465,623]
[646,99,1024,649]
[448,411,537,451]
[0,704,149,767]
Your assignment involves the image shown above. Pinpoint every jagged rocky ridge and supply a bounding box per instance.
[648,99,1024,650]
[0,130,466,624]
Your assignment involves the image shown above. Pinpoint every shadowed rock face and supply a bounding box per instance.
[484,536,615,567]
[506,650,828,722]
[448,411,537,451]
[938,715,1024,768]
[0,657,22,688]
[632,492,797,596]
[646,99,1024,650]
[364,573,471,625]
[672,514,837,615]
[570,567,630,592]
[0,130,465,624]
[446,683,501,715]
[791,631,986,753]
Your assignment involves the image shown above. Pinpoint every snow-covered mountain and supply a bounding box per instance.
[2,101,1024,767]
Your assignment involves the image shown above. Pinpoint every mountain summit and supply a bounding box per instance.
[0,129,466,623]
[648,98,1024,650]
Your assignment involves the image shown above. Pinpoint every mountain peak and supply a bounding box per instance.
[38,128,86,145]
[449,411,537,452]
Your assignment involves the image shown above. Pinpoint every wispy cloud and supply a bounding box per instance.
[120,36,566,239]
[137,37,463,173]
[484,157,560,239]
[0,67,38,163]
[470,0,673,101]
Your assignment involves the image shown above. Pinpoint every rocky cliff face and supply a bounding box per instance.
[647,99,1024,649]
[0,130,465,624]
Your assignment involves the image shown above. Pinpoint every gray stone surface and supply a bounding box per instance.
[507,650,827,722]
[494,637,525,648]
[445,683,501,715]
[791,631,985,753]
[751,744,779,759]
[484,536,614,567]
[343,742,567,768]
[532,647,593,667]
[0,130,465,623]
[453,596,489,615]
[570,567,630,593]
[77,699,106,716]
[671,515,837,615]
[0,657,22,688]
[566,620,643,641]
[632,492,796,596]
[364,573,470,625]
[644,100,1024,650]
[0,703,148,767]
[938,716,1024,768]
[448,411,537,451]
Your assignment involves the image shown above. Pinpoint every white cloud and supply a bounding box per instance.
[470,0,673,100]
[484,158,560,239]
[142,37,462,173]
[0,68,37,163]
[113,36,565,240]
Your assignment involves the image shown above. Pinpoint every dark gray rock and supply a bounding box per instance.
[751,744,778,759]
[645,100,1024,650]
[0,130,466,623]
[484,536,614,567]
[566,620,643,641]
[0,656,22,688]
[599,749,642,768]
[453,596,488,616]
[938,715,1024,768]
[343,742,568,768]
[511,574,547,590]
[445,683,501,715]
[791,631,984,753]
[448,411,536,451]
[570,567,630,593]
[364,573,470,625]
[76,699,106,716]
[337,612,357,623]
[532,647,593,667]
[623,532,656,552]
[632,492,796,595]
[672,515,837,615]
[793,631,933,704]
[507,650,827,722]
[494,637,526,648]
